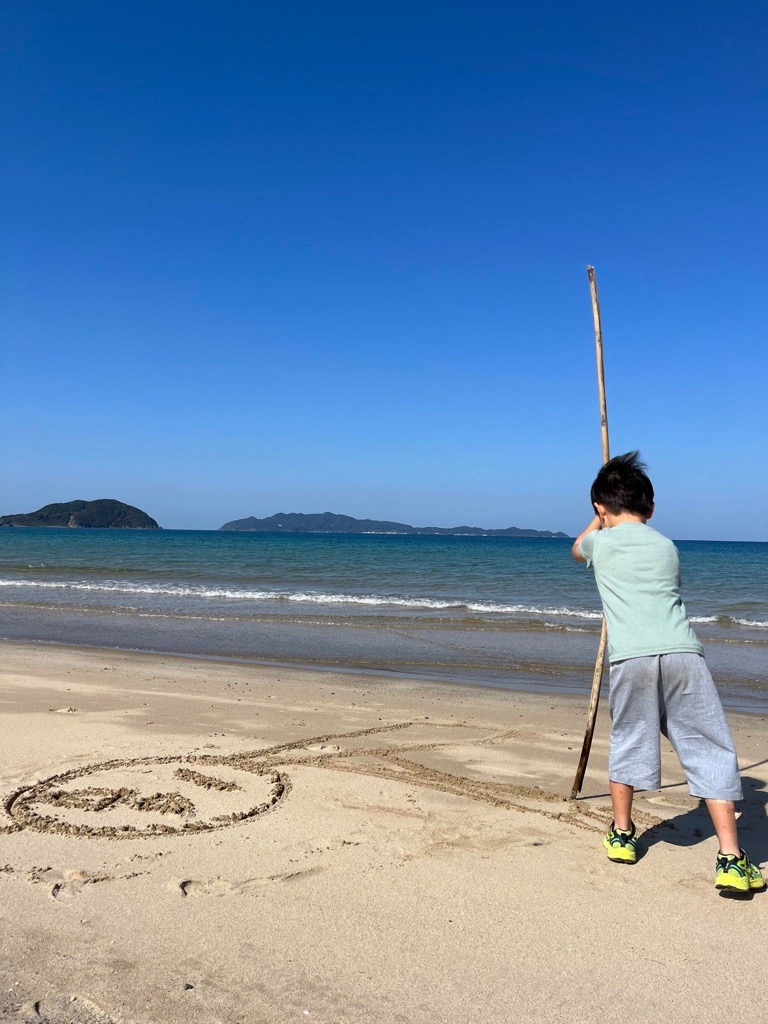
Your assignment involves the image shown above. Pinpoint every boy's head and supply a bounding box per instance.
[590,451,654,518]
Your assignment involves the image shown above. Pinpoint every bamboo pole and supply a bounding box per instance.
[570,266,610,799]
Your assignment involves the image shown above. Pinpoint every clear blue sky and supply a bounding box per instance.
[3,2,766,539]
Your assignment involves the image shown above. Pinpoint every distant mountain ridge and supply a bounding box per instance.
[0,499,160,530]
[219,512,569,538]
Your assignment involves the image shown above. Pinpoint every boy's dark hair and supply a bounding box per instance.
[590,451,654,517]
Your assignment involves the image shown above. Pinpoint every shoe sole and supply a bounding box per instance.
[605,852,636,864]
[715,875,766,892]
[604,839,636,864]
[714,879,768,892]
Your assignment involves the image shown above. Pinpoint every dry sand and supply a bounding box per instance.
[0,640,766,1024]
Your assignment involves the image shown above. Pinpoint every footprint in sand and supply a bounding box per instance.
[22,993,117,1023]
[179,878,238,897]
[178,866,327,897]
[41,867,106,899]
[31,867,145,899]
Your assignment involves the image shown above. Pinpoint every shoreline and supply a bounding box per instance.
[0,633,594,697]
[2,629,767,716]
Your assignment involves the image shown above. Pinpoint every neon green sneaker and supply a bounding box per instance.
[603,821,637,864]
[715,850,766,893]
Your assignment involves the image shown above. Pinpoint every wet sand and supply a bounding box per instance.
[1,640,767,1023]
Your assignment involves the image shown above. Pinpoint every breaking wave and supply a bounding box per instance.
[0,578,765,627]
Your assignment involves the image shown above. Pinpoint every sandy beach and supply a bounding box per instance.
[1,640,766,1024]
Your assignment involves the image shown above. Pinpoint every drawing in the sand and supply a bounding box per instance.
[2,721,659,843]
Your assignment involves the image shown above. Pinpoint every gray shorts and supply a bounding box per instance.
[608,653,742,801]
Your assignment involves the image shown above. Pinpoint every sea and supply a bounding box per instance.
[1,528,766,712]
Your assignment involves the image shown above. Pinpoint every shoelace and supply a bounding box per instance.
[717,853,746,874]
[612,828,634,847]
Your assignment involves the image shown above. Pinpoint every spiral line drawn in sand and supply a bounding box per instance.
[2,721,660,840]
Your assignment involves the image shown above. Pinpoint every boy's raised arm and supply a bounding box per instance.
[572,515,602,562]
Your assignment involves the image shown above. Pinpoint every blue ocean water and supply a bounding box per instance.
[1,529,766,710]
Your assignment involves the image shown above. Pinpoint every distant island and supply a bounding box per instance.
[219,512,569,538]
[0,499,161,530]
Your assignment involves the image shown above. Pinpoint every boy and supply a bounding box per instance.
[572,451,764,893]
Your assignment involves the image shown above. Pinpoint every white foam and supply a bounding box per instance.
[0,578,765,627]
[0,579,602,616]
[0,579,284,600]
[690,614,767,629]
[465,601,603,619]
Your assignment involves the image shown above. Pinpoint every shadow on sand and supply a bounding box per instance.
[638,776,768,900]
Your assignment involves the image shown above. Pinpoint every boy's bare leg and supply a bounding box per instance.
[609,781,634,830]
[705,799,740,856]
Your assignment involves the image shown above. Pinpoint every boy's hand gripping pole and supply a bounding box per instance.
[571,266,610,799]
